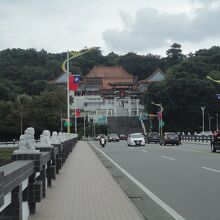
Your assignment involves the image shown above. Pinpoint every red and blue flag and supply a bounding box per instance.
[69,74,80,91]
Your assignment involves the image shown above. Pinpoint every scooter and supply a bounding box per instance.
[100,137,106,148]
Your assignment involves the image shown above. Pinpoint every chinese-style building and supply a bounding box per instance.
[137,68,166,92]
[80,66,134,95]
[51,66,165,121]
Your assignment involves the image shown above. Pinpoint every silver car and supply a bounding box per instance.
[127,133,145,146]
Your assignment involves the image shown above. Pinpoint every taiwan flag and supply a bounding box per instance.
[69,74,80,91]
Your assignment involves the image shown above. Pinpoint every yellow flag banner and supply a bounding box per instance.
[206,76,220,84]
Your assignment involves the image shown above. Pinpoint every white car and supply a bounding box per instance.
[127,133,145,146]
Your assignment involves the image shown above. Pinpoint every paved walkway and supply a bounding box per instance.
[29,141,143,220]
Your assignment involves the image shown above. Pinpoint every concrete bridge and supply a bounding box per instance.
[0,129,144,220]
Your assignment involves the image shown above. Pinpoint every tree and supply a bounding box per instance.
[29,87,66,136]
[143,74,220,132]
[104,52,120,66]
[166,43,185,66]
[16,94,32,135]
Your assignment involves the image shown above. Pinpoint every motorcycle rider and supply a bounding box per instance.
[99,135,106,147]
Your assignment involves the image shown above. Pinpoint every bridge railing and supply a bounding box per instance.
[0,135,78,220]
[181,135,213,143]
[0,141,18,146]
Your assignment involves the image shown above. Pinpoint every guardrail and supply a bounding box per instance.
[0,141,18,146]
[0,140,41,147]
[181,135,213,143]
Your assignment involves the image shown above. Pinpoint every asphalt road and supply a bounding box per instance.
[91,140,220,220]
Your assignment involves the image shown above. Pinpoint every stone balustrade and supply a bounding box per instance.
[0,128,78,220]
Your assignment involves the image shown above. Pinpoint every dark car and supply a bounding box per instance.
[160,132,180,146]
[108,134,120,142]
[119,134,127,140]
[146,132,160,144]
[211,132,220,152]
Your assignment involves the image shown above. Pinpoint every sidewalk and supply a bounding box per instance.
[29,141,143,220]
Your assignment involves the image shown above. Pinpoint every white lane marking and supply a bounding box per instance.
[175,148,207,154]
[161,156,176,161]
[202,167,220,174]
[89,142,185,220]
[142,150,149,153]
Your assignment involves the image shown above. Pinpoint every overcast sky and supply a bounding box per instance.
[0,0,220,56]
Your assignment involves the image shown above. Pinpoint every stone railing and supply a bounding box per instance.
[181,135,213,143]
[0,128,78,220]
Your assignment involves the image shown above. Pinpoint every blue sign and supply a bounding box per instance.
[139,114,149,121]
[159,121,165,127]
[216,94,220,100]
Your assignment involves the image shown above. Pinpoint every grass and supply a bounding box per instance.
[0,147,18,166]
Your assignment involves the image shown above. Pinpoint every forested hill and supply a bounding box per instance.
[1,44,220,139]
[1,45,220,100]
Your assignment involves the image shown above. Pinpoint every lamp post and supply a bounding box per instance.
[62,47,97,134]
[208,114,213,131]
[151,102,164,135]
[201,106,205,133]
[216,113,219,131]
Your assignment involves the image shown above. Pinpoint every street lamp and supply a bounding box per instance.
[208,114,213,131]
[151,102,164,111]
[201,106,205,133]
[151,102,164,135]
[62,47,98,134]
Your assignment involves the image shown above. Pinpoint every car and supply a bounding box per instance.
[108,134,120,142]
[127,133,145,146]
[119,134,127,140]
[211,135,220,152]
[146,132,160,144]
[132,132,144,136]
[160,132,180,146]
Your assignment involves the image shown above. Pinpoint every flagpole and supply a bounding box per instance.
[74,91,77,134]
[67,51,70,134]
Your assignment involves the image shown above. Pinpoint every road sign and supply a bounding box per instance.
[64,122,73,127]
[159,121,165,127]
[141,115,148,120]
[96,118,107,125]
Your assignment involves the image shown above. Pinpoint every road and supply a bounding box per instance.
[91,141,220,220]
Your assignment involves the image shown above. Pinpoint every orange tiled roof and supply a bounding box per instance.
[85,66,133,79]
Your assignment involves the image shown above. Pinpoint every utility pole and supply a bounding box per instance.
[201,106,205,133]
[60,110,63,132]
[151,102,164,135]
[20,111,23,135]
[84,113,86,137]
[216,113,219,130]
[93,117,96,138]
